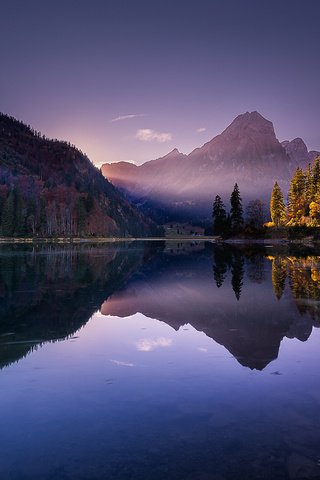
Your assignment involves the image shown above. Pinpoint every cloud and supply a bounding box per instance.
[110,359,135,367]
[136,128,172,143]
[136,337,173,352]
[197,347,208,352]
[111,113,146,122]
[196,127,206,133]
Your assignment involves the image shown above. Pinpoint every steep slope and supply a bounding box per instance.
[102,111,316,223]
[0,113,160,237]
[281,137,319,167]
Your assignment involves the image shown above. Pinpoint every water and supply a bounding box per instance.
[0,241,319,480]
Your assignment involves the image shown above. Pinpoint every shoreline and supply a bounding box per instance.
[0,236,319,246]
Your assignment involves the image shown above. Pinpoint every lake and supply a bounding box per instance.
[0,241,319,480]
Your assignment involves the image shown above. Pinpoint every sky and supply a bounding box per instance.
[1,0,320,166]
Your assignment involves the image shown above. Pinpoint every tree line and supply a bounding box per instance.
[212,183,266,237]
[270,156,320,227]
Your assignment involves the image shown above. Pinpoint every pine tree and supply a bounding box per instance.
[77,197,87,235]
[230,183,243,233]
[270,182,286,226]
[13,186,24,235]
[212,195,227,235]
[305,163,313,208]
[311,156,320,198]
[287,167,306,223]
[1,190,15,236]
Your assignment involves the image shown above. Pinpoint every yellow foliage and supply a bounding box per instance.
[309,201,320,219]
[311,268,320,284]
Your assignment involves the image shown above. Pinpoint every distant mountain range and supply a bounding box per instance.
[102,111,320,224]
[0,113,160,237]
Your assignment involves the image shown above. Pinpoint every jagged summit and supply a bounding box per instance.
[168,148,180,155]
[221,111,276,138]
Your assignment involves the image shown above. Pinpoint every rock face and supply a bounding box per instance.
[281,137,320,167]
[0,113,160,237]
[102,112,319,223]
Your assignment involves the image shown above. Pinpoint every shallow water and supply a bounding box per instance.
[0,242,319,480]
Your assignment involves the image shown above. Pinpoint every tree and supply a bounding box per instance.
[311,156,320,198]
[270,182,286,226]
[1,190,15,236]
[230,183,243,233]
[287,167,306,222]
[246,199,266,228]
[305,163,313,207]
[212,195,227,235]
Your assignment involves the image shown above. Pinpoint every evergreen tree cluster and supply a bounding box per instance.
[212,183,246,236]
[270,156,320,227]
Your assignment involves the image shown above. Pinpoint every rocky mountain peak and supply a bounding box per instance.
[222,111,276,139]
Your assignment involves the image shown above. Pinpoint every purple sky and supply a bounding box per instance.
[1,0,320,166]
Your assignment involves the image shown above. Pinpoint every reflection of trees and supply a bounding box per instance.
[287,256,320,323]
[212,246,264,299]
[246,254,265,284]
[212,246,232,288]
[231,252,244,301]
[0,243,158,369]
[268,254,320,323]
[270,256,287,300]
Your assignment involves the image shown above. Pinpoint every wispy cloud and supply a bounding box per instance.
[196,127,206,133]
[136,129,172,143]
[136,337,173,352]
[197,347,208,352]
[110,359,135,367]
[111,113,146,122]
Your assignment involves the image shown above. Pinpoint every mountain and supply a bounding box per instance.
[102,111,320,224]
[281,137,320,165]
[0,113,160,237]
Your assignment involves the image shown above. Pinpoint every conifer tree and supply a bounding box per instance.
[311,156,320,198]
[212,195,227,235]
[1,190,15,236]
[305,163,313,209]
[270,182,286,226]
[287,167,306,222]
[13,186,24,235]
[230,183,243,233]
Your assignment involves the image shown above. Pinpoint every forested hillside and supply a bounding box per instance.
[0,113,160,237]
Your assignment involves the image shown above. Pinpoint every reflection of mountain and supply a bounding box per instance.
[101,246,319,370]
[0,243,159,369]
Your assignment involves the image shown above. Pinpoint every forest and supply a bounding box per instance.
[270,156,320,228]
[0,113,159,238]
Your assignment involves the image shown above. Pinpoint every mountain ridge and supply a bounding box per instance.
[102,111,319,224]
[0,112,160,237]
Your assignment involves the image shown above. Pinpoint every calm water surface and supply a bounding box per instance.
[0,242,319,480]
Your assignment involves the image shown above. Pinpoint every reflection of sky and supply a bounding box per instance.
[0,311,320,478]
